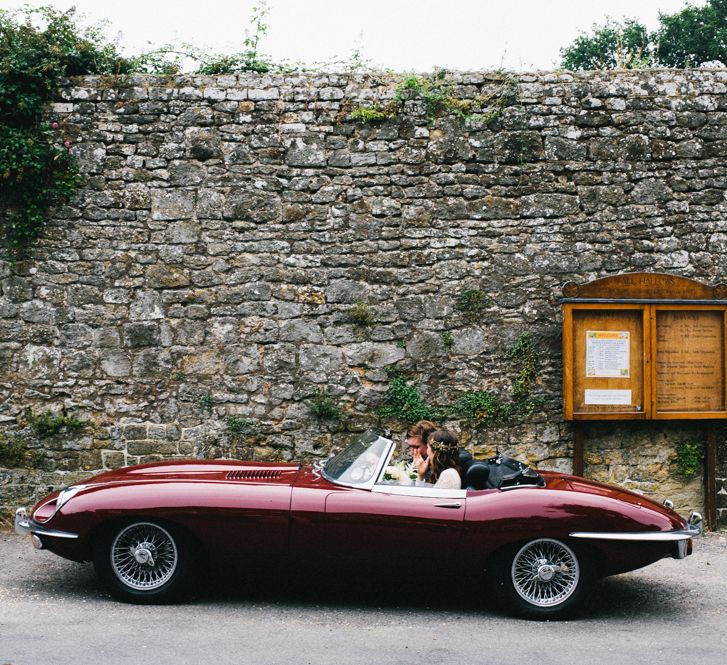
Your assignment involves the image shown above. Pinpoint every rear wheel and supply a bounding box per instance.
[491,538,593,620]
[93,521,195,604]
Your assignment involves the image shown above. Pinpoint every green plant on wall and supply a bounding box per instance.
[676,440,702,478]
[456,289,487,323]
[0,432,44,468]
[307,388,344,421]
[378,332,542,426]
[349,301,376,330]
[25,409,86,438]
[376,376,438,423]
[506,332,539,401]
[440,331,454,350]
[226,416,259,435]
[0,6,129,257]
[350,69,518,126]
[450,390,502,426]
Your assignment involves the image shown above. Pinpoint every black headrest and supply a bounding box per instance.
[465,462,490,491]
[458,449,473,471]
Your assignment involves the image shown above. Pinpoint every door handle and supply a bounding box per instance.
[434,502,462,509]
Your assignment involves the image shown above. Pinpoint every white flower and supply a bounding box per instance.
[383,465,402,481]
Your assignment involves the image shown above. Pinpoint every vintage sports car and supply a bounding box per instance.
[15,430,701,619]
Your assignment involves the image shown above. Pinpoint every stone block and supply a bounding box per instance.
[123,322,161,348]
[521,194,580,218]
[145,265,191,289]
[184,127,222,161]
[285,138,327,167]
[151,189,196,220]
[223,189,281,223]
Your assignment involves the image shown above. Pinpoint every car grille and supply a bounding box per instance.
[225,469,283,481]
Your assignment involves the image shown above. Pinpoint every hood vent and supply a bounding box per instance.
[226,469,282,481]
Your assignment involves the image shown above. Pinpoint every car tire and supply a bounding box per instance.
[93,520,196,604]
[491,538,593,620]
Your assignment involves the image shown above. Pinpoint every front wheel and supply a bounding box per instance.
[93,521,195,604]
[491,538,593,620]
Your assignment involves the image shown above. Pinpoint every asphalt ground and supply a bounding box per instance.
[0,529,725,665]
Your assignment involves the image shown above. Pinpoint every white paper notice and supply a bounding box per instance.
[584,389,632,405]
[586,330,630,378]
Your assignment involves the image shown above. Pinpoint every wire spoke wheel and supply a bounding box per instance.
[110,522,178,591]
[511,538,580,608]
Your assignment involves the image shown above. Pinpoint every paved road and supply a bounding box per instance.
[1,530,725,665]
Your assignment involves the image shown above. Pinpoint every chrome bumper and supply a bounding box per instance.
[570,511,702,559]
[14,507,79,540]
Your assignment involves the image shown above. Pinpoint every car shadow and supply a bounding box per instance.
[581,575,684,620]
[8,553,686,621]
[195,567,685,620]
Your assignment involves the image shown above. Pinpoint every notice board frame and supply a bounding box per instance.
[561,273,726,529]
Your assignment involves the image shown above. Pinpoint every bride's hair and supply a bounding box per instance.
[427,430,461,485]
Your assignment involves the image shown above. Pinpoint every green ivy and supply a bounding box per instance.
[376,376,438,423]
[0,6,129,257]
[676,440,702,478]
[450,390,502,426]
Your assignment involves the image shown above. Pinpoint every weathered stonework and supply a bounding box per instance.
[2,69,727,521]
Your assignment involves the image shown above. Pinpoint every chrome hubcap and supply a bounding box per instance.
[511,539,580,607]
[133,546,154,565]
[111,523,178,591]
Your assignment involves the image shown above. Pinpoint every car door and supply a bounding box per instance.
[322,484,466,568]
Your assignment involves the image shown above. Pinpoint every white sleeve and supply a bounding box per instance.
[434,468,462,489]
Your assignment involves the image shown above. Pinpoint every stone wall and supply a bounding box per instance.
[2,69,727,523]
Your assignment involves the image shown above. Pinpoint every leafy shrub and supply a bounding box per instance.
[26,409,86,438]
[450,390,502,426]
[0,6,129,256]
[377,376,436,424]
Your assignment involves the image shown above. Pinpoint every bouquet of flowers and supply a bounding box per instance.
[382,460,417,484]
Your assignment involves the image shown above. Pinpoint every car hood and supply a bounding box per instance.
[541,471,683,524]
[77,459,302,488]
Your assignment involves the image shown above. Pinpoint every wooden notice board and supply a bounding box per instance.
[562,273,726,528]
[563,275,727,421]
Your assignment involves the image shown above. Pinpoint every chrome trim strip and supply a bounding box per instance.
[570,527,700,542]
[371,485,466,499]
[14,507,79,540]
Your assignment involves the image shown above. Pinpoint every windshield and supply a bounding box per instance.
[323,430,392,486]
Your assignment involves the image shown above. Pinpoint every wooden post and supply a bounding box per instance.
[573,423,585,477]
[705,427,717,529]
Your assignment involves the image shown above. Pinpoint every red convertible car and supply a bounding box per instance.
[15,430,701,619]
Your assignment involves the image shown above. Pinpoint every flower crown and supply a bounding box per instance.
[429,438,458,454]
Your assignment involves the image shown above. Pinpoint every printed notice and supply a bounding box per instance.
[584,389,633,406]
[586,331,630,378]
